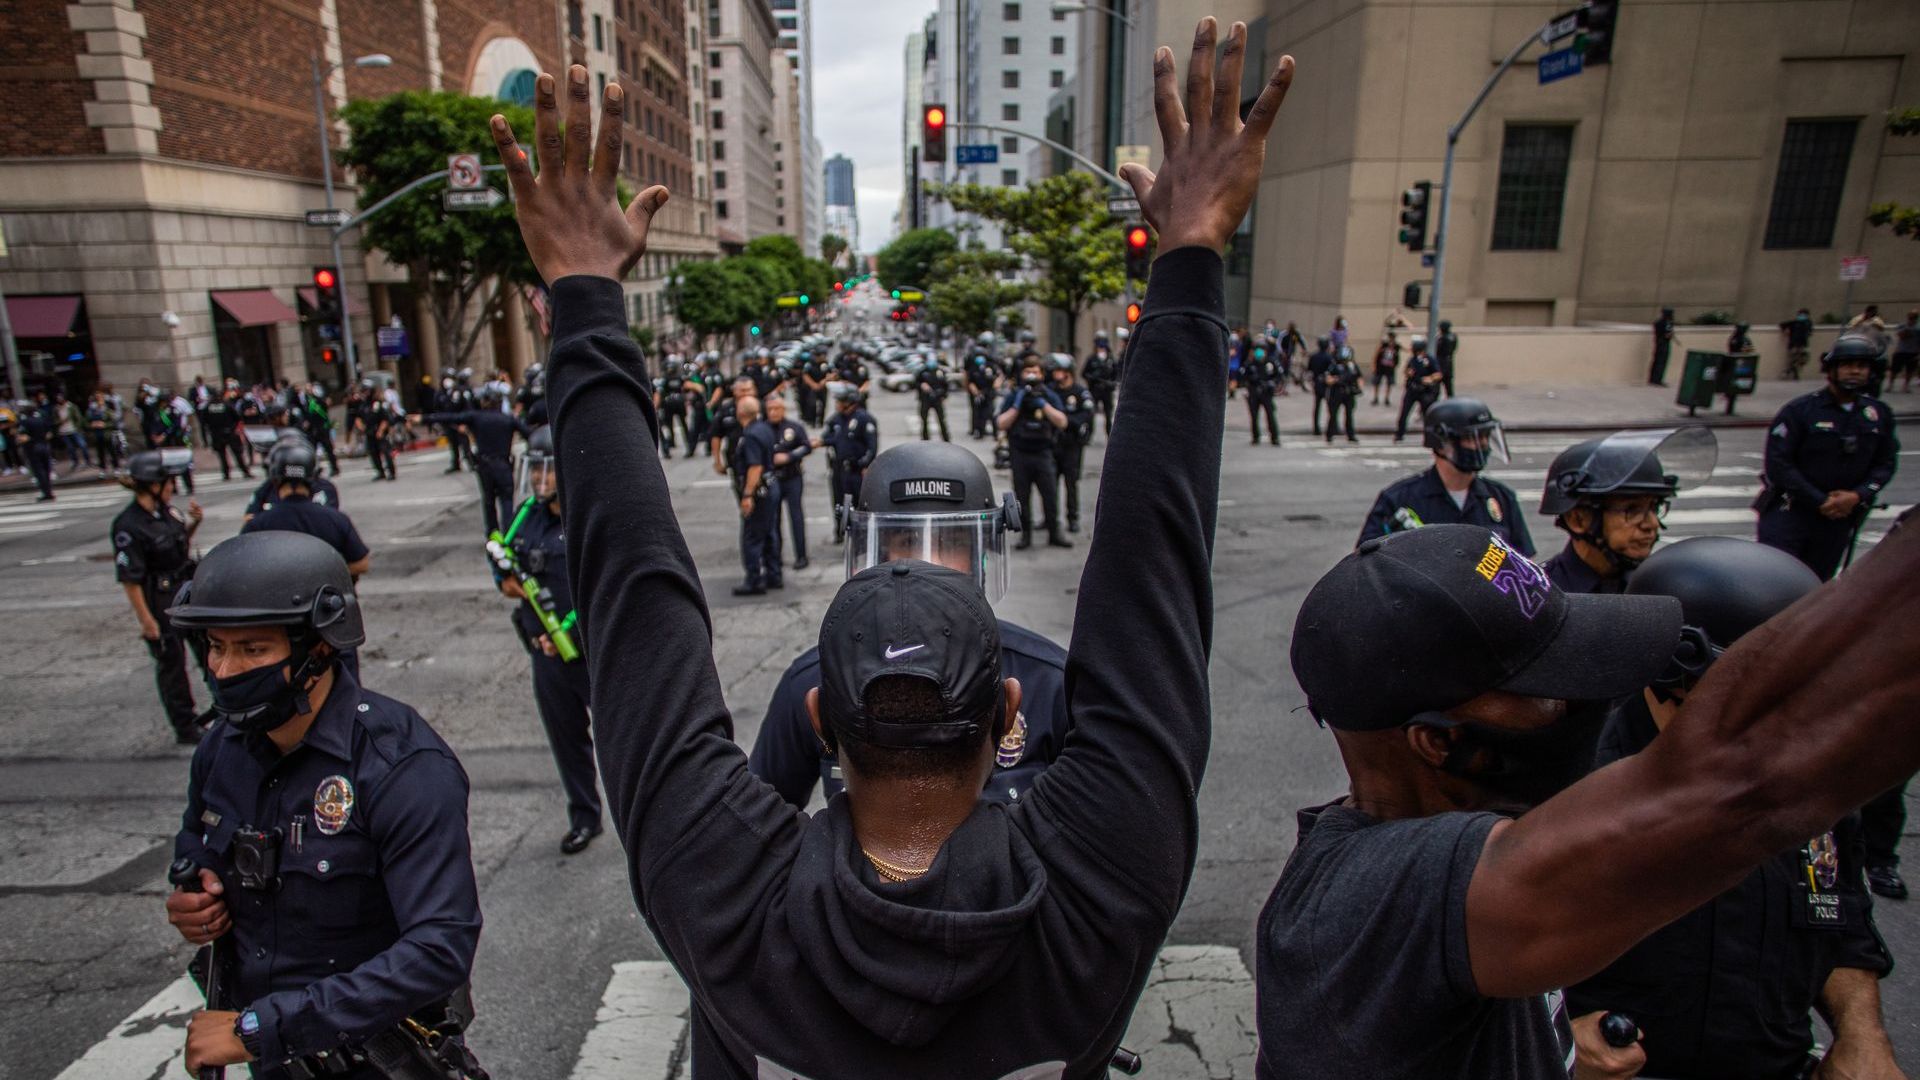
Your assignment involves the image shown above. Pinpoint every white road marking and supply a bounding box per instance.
[568,961,690,1080]
[52,974,200,1080]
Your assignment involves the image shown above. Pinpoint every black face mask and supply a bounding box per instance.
[207,652,323,734]
[1417,703,1607,810]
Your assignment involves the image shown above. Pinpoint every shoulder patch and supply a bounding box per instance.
[114,530,133,549]
[1771,422,1789,438]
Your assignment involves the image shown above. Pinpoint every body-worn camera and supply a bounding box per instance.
[232,827,283,890]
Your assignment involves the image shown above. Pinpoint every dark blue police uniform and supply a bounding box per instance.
[1395,353,1442,440]
[174,667,480,1076]
[748,619,1071,807]
[421,409,529,536]
[768,416,811,566]
[1756,388,1898,582]
[735,418,781,591]
[246,474,342,517]
[820,406,879,532]
[1000,383,1067,541]
[1358,466,1534,555]
[502,495,600,835]
[242,495,369,566]
[1571,694,1890,1078]
[1540,543,1624,594]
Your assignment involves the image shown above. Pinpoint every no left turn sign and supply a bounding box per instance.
[448,153,483,191]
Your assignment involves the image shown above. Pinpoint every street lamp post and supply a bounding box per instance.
[310,51,390,386]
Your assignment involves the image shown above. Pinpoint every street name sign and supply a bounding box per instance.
[1106,196,1141,216]
[444,188,504,210]
[955,144,999,165]
[1538,47,1583,84]
[304,208,351,228]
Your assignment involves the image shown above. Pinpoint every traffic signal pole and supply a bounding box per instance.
[312,54,358,385]
[1426,10,1582,349]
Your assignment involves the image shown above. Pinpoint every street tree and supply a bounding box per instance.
[931,172,1126,347]
[672,260,756,346]
[1868,107,1920,241]
[875,227,957,292]
[925,249,1026,335]
[820,232,849,268]
[338,91,540,372]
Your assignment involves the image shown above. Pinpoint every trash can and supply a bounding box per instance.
[1677,351,1723,416]
[1718,353,1758,415]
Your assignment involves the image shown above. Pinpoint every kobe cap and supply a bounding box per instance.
[1292,525,1682,731]
[818,562,1002,748]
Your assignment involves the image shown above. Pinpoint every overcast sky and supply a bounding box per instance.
[812,0,939,253]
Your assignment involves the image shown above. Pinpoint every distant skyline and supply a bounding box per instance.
[811,0,938,251]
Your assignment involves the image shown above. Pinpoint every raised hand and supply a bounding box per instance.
[491,65,670,284]
[1119,19,1294,255]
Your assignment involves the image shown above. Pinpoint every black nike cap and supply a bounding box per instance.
[818,562,1002,748]
[1292,525,1682,731]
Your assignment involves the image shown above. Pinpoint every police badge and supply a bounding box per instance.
[1486,496,1503,523]
[314,775,355,835]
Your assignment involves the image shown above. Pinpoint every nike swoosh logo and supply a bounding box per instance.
[884,644,925,660]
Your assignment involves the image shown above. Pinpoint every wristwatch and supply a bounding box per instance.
[234,1008,264,1059]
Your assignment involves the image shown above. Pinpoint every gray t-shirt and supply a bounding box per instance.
[1255,803,1574,1079]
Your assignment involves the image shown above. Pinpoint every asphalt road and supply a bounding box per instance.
[3,347,1916,1079]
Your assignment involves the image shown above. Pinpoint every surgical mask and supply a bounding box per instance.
[1417,704,1606,809]
[207,655,321,734]
[1833,371,1870,395]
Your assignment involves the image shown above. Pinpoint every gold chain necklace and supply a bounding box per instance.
[862,848,932,883]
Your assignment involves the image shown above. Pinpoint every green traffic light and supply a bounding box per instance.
[799,295,809,305]
[891,289,901,299]
[750,325,761,336]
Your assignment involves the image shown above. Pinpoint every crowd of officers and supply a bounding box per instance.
[93,37,1918,1075]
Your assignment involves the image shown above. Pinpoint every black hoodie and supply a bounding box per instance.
[546,247,1227,1078]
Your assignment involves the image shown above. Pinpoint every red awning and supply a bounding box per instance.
[296,286,366,315]
[211,289,299,327]
[6,295,82,338]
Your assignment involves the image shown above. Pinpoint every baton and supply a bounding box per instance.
[169,856,225,1080]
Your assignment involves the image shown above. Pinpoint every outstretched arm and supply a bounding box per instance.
[1464,510,1920,998]
[1022,19,1293,917]
[491,69,797,935]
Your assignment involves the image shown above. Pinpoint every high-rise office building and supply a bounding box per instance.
[707,0,779,240]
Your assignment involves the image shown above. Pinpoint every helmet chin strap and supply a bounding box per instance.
[1571,505,1642,573]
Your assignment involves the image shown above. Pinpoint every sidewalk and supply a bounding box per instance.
[1277,378,1918,436]
[0,433,443,495]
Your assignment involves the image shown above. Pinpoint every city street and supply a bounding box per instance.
[2,367,1915,1079]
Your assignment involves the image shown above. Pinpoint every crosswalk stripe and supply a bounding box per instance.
[568,961,690,1080]
[52,974,199,1080]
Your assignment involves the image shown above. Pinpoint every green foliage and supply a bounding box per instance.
[820,233,849,266]
[339,90,538,369]
[672,261,752,338]
[928,172,1126,345]
[1689,310,1734,326]
[875,228,958,291]
[630,324,656,351]
[924,249,1026,334]
[1870,107,1919,242]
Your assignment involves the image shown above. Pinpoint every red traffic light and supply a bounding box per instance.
[1127,227,1150,250]
[313,268,337,290]
[925,106,946,129]
[320,347,339,364]
[1125,302,1142,324]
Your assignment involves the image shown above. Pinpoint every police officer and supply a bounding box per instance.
[816,385,878,543]
[766,395,812,569]
[1392,336,1444,443]
[1757,333,1899,582]
[291,381,339,475]
[1539,427,1716,594]
[1050,355,1096,533]
[17,391,58,501]
[1727,320,1754,357]
[1322,343,1361,444]
[835,346,873,397]
[685,354,714,451]
[914,354,951,441]
[114,450,204,743]
[706,374,757,474]
[749,441,1073,808]
[1358,397,1533,553]
[433,374,472,472]
[1241,335,1281,446]
[241,441,372,579]
[654,356,693,458]
[1307,335,1334,436]
[497,427,601,853]
[245,432,342,520]
[998,353,1072,550]
[1650,305,1677,386]
[1569,537,1895,1080]
[1083,331,1118,436]
[1434,319,1459,398]
[732,395,781,596]
[162,531,483,1079]
[966,335,999,438]
[798,347,831,427]
[414,388,531,535]
[202,385,252,480]
[361,384,401,483]
[234,387,264,471]
[743,347,785,399]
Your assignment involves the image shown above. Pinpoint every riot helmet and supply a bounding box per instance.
[1410,336,1428,353]
[475,384,502,408]
[519,424,557,500]
[1626,536,1820,692]
[127,449,190,488]
[1823,333,1880,395]
[1541,427,1716,571]
[844,442,1020,602]
[267,439,320,489]
[1423,397,1508,472]
[167,532,364,732]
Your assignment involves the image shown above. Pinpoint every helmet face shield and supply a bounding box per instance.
[1577,427,1717,500]
[518,454,558,501]
[1437,421,1508,472]
[843,510,1009,603]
